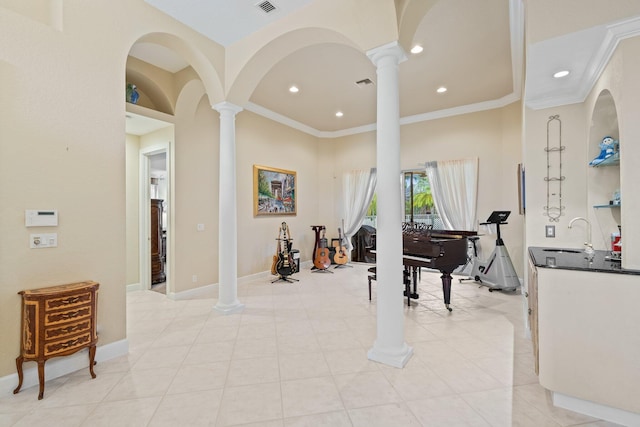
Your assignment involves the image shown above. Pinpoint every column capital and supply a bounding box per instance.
[366,41,407,67]
[212,101,243,115]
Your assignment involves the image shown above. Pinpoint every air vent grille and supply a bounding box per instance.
[256,1,277,14]
[355,78,375,87]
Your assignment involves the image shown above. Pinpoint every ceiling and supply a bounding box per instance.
[128,0,638,136]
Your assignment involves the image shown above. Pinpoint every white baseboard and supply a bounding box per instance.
[126,282,142,292]
[0,339,129,398]
[553,392,640,426]
[168,283,217,300]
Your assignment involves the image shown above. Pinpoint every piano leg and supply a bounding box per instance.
[440,272,453,312]
[403,268,411,306]
[410,267,419,299]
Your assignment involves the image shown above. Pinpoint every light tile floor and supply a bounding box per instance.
[0,264,623,426]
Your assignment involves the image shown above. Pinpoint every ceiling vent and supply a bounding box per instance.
[355,78,375,87]
[256,1,277,14]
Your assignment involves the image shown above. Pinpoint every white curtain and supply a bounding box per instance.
[342,168,377,250]
[425,158,478,230]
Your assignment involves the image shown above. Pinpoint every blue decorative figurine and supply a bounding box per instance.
[126,83,139,104]
[589,136,618,166]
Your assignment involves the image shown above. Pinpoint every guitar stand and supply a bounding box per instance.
[334,263,352,269]
[272,275,299,283]
[312,266,333,273]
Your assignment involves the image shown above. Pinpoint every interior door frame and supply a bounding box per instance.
[139,143,172,293]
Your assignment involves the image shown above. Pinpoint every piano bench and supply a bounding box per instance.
[367,267,376,300]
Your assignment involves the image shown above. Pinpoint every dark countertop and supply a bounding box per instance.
[529,246,640,275]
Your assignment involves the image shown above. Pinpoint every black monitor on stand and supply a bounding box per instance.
[481,210,511,246]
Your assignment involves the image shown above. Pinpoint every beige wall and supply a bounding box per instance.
[0,0,225,377]
[236,112,321,276]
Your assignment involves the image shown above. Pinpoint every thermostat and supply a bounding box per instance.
[25,210,58,227]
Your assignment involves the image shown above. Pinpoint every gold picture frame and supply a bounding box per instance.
[253,165,297,216]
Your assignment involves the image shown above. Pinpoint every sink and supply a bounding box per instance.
[542,248,582,254]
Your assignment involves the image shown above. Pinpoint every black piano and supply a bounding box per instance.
[368,223,474,311]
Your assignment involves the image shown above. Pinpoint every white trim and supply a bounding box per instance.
[165,262,313,300]
[139,148,152,291]
[139,143,173,295]
[553,392,640,426]
[526,15,640,110]
[401,93,520,126]
[242,4,525,138]
[126,282,142,292]
[244,102,321,137]
[246,92,521,139]
[0,339,128,398]
[368,343,414,369]
[167,283,217,300]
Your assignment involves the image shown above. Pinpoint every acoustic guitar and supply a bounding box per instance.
[313,229,331,270]
[333,225,348,265]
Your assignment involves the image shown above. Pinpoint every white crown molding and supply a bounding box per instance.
[401,93,520,126]
[244,1,525,139]
[244,102,322,137]
[526,15,640,110]
[246,92,521,139]
[246,89,522,138]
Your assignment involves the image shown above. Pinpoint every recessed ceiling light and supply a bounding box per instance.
[289,85,299,93]
[410,45,423,54]
[436,86,447,93]
[335,111,343,118]
[553,70,570,78]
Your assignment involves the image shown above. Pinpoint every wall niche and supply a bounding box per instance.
[587,89,621,251]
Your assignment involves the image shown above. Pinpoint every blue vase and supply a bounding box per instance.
[126,84,139,104]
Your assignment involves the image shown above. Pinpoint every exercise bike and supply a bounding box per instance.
[459,211,520,292]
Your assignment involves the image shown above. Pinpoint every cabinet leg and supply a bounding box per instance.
[89,345,97,379]
[37,360,45,400]
[13,356,24,394]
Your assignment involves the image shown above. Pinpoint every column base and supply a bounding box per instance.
[213,301,245,315]
[367,341,413,368]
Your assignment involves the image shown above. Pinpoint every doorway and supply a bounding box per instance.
[125,111,174,296]
[140,144,172,295]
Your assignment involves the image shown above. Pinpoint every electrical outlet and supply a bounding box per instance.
[545,225,555,238]
[192,275,197,283]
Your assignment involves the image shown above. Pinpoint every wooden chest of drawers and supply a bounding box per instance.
[14,281,99,400]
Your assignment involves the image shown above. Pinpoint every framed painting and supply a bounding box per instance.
[253,165,297,216]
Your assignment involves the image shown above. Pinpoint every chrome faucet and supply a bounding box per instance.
[568,217,594,254]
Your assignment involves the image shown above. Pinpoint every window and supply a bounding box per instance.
[404,170,442,228]
[362,170,442,229]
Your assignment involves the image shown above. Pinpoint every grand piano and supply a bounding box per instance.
[367,223,474,311]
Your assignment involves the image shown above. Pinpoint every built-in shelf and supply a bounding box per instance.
[594,203,621,208]
[591,151,619,167]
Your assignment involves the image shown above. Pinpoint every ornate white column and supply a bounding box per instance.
[212,101,244,314]
[366,42,413,368]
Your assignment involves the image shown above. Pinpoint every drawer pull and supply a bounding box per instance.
[61,311,80,320]
[60,338,80,349]
[62,297,81,304]
[528,308,532,315]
